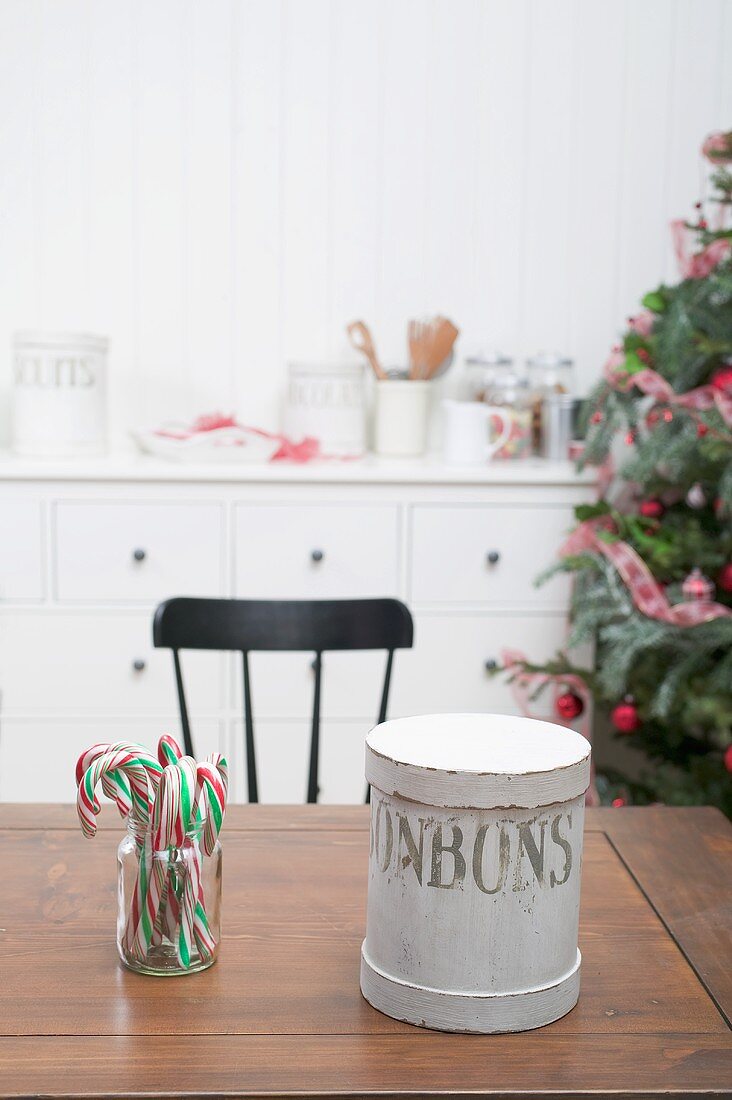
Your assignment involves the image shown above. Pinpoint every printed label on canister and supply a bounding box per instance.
[364,788,584,997]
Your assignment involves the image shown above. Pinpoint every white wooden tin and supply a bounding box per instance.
[12,331,109,457]
[284,362,366,457]
[361,713,591,1033]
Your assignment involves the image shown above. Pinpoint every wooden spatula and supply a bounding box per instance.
[346,321,387,381]
[422,317,459,380]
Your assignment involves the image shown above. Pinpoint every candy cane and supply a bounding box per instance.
[153,758,197,849]
[150,737,185,947]
[177,836,206,968]
[157,733,184,767]
[75,744,132,818]
[77,747,161,838]
[194,756,228,856]
[128,832,167,962]
[131,757,197,957]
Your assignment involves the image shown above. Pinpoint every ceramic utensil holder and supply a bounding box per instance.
[374,380,430,457]
[361,712,590,1034]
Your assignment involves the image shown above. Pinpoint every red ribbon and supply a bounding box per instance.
[501,649,599,807]
[603,360,732,427]
[153,413,359,464]
[670,219,731,280]
[562,519,732,626]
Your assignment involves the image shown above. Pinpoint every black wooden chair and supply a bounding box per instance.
[153,597,414,803]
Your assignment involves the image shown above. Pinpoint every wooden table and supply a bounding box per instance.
[0,804,730,1098]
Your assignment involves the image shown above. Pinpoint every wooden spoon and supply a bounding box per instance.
[346,321,387,381]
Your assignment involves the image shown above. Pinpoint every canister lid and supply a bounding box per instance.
[365,713,591,809]
[13,331,109,352]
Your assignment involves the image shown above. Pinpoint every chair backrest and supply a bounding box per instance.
[153,597,414,803]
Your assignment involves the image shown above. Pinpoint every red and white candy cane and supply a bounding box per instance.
[193,758,228,856]
[153,758,197,850]
[128,758,197,957]
[77,746,161,838]
[157,733,184,768]
[75,743,132,819]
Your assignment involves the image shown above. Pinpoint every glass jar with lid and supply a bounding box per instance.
[464,352,532,459]
[526,352,574,454]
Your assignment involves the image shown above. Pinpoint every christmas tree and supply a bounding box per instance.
[509,131,732,816]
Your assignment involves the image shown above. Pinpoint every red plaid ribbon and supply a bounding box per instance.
[562,520,732,626]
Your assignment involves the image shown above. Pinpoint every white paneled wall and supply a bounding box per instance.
[0,0,729,443]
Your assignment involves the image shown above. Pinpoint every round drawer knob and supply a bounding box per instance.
[486,550,501,565]
[132,659,146,672]
[132,548,147,562]
[484,658,498,673]
[311,549,324,563]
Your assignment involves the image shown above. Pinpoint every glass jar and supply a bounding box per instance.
[526,352,574,455]
[464,351,513,403]
[465,352,532,459]
[117,814,222,976]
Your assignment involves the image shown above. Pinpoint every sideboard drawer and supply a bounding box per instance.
[0,499,43,601]
[234,504,399,599]
[410,504,573,606]
[390,612,569,716]
[0,612,223,713]
[55,502,224,602]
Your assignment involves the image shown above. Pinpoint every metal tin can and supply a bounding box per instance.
[361,713,590,1033]
[12,331,108,457]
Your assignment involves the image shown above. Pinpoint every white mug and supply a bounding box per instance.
[442,399,512,465]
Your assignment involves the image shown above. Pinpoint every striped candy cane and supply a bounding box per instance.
[150,737,185,948]
[157,733,184,768]
[130,757,197,959]
[194,756,229,855]
[77,747,161,838]
[75,744,132,818]
[187,754,229,962]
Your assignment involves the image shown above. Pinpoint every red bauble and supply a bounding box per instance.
[639,498,665,520]
[710,365,732,393]
[682,567,715,602]
[725,745,732,773]
[611,797,626,808]
[556,690,584,721]
[718,563,732,594]
[611,697,640,734]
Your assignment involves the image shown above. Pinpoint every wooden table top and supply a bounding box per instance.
[0,804,730,1099]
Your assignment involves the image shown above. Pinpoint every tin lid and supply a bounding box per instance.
[365,713,591,809]
[465,349,513,368]
[527,351,573,369]
[13,331,109,352]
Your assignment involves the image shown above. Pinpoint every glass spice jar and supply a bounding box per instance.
[527,352,575,454]
[117,813,222,976]
[464,352,532,459]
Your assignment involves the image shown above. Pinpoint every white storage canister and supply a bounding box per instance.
[361,712,591,1033]
[12,331,109,457]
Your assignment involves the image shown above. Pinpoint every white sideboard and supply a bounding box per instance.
[0,453,595,804]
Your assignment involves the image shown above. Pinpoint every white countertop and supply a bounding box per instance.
[0,450,596,486]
